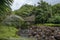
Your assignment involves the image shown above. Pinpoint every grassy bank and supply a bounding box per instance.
[36,23,60,27]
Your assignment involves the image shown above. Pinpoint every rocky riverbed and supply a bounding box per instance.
[17,26,60,40]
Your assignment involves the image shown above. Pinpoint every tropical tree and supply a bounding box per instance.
[0,0,13,22]
[14,4,34,17]
[0,0,13,12]
[52,3,60,15]
[33,0,52,24]
[47,3,60,24]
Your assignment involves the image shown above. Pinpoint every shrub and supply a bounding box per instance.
[20,22,29,29]
[0,26,19,40]
[47,15,60,24]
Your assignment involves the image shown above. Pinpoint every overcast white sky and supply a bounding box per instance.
[11,0,60,11]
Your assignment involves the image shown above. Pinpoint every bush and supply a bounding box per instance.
[20,22,29,29]
[1,15,24,27]
[0,26,19,40]
[47,15,60,24]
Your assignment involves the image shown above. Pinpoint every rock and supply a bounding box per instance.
[54,35,60,40]
[18,26,60,40]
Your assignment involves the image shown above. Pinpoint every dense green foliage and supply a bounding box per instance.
[0,0,19,40]
[14,0,60,24]
[0,0,13,22]
[1,15,24,27]
[0,0,13,12]
[34,1,52,23]
[0,0,60,40]
[0,26,19,39]
[14,4,34,17]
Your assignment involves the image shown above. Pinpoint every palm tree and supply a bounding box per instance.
[0,0,13,12]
